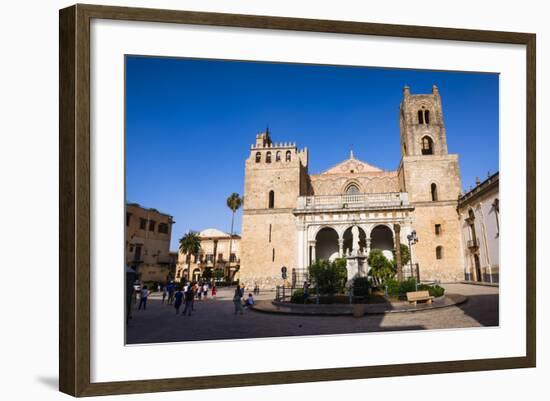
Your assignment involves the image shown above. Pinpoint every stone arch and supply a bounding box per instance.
[421,134,435,155]
[315,227,339,262]
[341,179,363,195]
[343,225,367,255]
[370,224,395,260]
[192,268,201,282]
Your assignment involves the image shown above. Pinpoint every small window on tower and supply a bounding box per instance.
[276,151,281,162]
[285,150,291,162]
[266,151,272,163]
[435,224,442,235]
[421,136,434,155]
[268,190,275,208]
[418,110,424,124]
[431,183,438,201]
[424,110,430,124]
[255,152,261,163]
[436,246,443,259]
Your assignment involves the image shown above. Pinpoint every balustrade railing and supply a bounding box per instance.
[296,192,409,211]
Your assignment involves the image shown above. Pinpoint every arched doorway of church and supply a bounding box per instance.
[343,226,367,255]
[315,227,339,262]
[192,268,201,282]
[370,225,394,260]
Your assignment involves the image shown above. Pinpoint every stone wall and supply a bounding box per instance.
[310,172,399,195]
[411,203,464,282]
[240,210,296,289]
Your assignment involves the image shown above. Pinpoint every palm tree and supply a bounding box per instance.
[226,193,242,280]
[178,231,201,282]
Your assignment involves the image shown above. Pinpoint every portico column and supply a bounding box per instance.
[309,240,316,266]
[338,238,344,257]
[394,224,402,281]
[365,238,371,271]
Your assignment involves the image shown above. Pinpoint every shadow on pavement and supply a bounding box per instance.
[455,293,499,327]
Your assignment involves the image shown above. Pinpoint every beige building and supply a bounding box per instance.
[126,203,176,283]
[240,85,470,288]
[458,172,500,283]
[175,228,241,282]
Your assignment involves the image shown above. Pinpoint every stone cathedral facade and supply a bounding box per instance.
[239,85,464,288]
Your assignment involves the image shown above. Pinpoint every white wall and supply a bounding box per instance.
[0,1,546,400]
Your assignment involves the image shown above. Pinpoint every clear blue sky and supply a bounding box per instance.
[126,56,499,250]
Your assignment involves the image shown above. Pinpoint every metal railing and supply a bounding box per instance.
[296,192,409,211]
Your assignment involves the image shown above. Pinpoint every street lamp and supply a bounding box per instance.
[407,230,419,289]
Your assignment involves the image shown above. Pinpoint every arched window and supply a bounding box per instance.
[418,108,430,124]
[285,150,291,162]
[421,136,434,155]
[431,183,438,201]
[268,190,275,208]
[346,184,359,195]
[436,246,443,259]
[275,151,281,162]
[418,110,424,124]
[255,152,261,163]
[266,151,272,163]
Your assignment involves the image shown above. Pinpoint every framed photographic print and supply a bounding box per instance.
[59,4,536,397]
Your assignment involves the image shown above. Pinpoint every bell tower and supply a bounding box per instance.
[398,85,463,282]
[400,84,448,157]
[239,129,309,288]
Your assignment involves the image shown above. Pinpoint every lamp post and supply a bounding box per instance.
[407,230,418,290]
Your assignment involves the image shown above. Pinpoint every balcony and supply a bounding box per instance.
[467,238,480,249]
[295,192,410,212]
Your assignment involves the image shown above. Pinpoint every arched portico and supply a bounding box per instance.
[370,224,395,260]
[343,225,367,255]
[315,227,339,262]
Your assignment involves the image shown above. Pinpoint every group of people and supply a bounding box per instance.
[134,281,256,317]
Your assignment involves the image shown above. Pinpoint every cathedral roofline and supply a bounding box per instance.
[316,153,386,175]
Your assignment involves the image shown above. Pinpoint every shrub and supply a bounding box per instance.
[290,289,305,303]
[309,258,347,296]
[386,278,417,297]
[418,284,445,297]
[353,277,371,297]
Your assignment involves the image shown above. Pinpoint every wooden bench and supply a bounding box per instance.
[406,290,434,305]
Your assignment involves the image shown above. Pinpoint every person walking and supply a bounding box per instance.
[182,285,194,316]
[174,286,184,314]
[167,281,175,305]
[202,282,208,299]
[197,281,203,301]
[138,285,149,310]
[162,285,167,304]
[233,285,244,315]
[303,281,310,304]
[211,285,217,299]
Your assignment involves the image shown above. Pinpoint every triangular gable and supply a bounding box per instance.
[320,157,383,175]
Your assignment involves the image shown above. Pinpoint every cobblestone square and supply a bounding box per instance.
[127,283,498,344]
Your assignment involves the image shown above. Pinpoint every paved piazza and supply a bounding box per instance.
[126,283,498,344]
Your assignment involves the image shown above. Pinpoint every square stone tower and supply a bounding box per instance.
[398,85,464,282]
[239,130,309,288]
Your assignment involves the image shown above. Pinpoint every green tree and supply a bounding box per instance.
[178,231,201,282]
[213,268,224,282]
[309,258,347,297]
[368,249,396,287]
[202,267,213,282]
[392,244,410,268]
[226,193,243,279]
